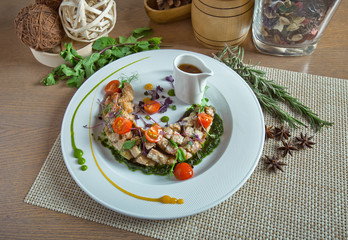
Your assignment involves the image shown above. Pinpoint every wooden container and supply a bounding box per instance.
[191,0,254,49]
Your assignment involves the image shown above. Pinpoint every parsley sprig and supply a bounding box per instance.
[213,45,333,131]
[41,27,161,88]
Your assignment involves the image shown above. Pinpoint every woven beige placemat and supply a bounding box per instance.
[25,66,347,239]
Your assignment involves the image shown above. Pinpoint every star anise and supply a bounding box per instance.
[278,139,298,157]
[265,125,274,139]
[264,155,287,172]
[274,126,291,140]
[295,133,316,149]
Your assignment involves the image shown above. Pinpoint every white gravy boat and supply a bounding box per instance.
[173,54,214,104]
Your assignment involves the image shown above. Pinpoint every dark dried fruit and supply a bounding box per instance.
[259,0,337,45]
[156,0,191,10]
[264,155,287,172]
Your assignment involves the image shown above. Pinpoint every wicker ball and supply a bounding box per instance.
[35,0,63,11]
[14,4,65,52]
[59,0,117,42]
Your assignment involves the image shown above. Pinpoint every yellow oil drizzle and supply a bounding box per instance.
[88,86,183,204]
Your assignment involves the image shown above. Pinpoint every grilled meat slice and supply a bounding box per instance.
[162,127,173,139]
[183,140,201,154]
[118,83,134,114]
[184,126,194,138]
[144,140,156,150]
[181,148,192,160]
[135,155,156,166]
[129,145,141,158]
[122,150,133,160]
[205,106,215,117]
[181,112,196,127]
[147,148,174,165]
[169,122,181,132]
[157,137,177,155]
[171,132,185,145]
[113,138,125,151]
[105,128,120,143]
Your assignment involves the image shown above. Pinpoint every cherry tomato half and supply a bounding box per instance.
[198,112,213,129]
[104,80,121,95]
[144,100,161,115]
[145,124,163,143]
[173,162,193,180]
[112,116,132,135]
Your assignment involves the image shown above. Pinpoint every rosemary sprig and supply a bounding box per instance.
[213,45,333,131]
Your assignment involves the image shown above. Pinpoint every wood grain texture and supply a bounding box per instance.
[1,0,347,239]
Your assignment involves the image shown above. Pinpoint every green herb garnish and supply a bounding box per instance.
[176,148,186,162]
[119,73,138,88]
[168,139,186,176]
[169,139,178,148]
[199,86,209,112]
[213,45,333,131]
[103,104,112,114]
[122,140,137,150]
[41,27,161,88]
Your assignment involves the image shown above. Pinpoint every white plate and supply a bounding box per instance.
[61,49,264,220]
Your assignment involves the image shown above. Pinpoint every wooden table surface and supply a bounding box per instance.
[1,0,347,239]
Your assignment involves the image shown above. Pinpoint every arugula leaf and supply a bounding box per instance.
[148,37,162,47]
[65,62,85,88]
[61,64,76,76]
[110,47,125,59]
[96,49,112,67]
[82,53,100,78]
[67,74,84,88]
[136,41,150,52]
[123,140,137,150]
[92,37,117,51]
[132,27,153,38]
[126,35,138,44]
[118,35,138,44]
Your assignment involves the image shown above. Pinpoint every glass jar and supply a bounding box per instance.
[252,0,342,56]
